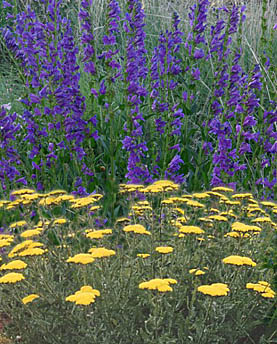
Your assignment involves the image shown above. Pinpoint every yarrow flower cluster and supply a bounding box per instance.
[197,283,230,296]
[139,278,177,292]
[66,285,100,305]
[222,255,257,267]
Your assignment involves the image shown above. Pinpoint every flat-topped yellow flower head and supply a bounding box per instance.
[8,240,44,258]
[179,226,205,234]
[0,260,27,270]
[9,221,27,228]
[18,248,46,257]
[11,189,35,196]
[0,272,25,283]
[66,254,95,265]
[137,253,150,259]
[139,278,177,292]
[20,229,41,238]
[53,218,67,225]
[189,268,206,276]
[86,229,112,239]
[222,255,256,267]
[22,294,39,304]
[198,283,229,296]
[88,247,116,258]
[211,187,234,192]
[192,192,210,199]
[155,246,174,254]
[231,222,261,233]
[246,281,275,298]
[66,285,100,306]
[123,224,151,235]
[186,200,205,208]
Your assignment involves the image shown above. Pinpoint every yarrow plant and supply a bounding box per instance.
[0,183,276,343]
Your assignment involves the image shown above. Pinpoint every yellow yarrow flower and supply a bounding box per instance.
[66,286,100,305]
[197,283,229,296]
[20,229,41,238]
[172,208,185,215]
[224,232,250,238]
[261,292,275,298]
[0,234,13,241]
[116,217,131,223]
[247,207,266,216]
[186,200,205,208]
[197,237,205,242]
[182,194,193,199]
[246,282,275,298]
[119,184,144,193]
[46,190,67,196]
[0,272,25,283]
[153,180,179,190]
[139,278,177,292]
[220,210,237,218]
[231,221,261,233]
[137,253,150,259]
[192,192,210,199]
[54,195,75,202]
[89,205,101,212]
[66,254,95,265]
[224,200,241,206]
[258,281,271,287]
[189,268,206,276]
[211,186,234,192]
[74,293,98,305]
[210,208,220,214]
[251,217,272,223]
[206,191,225,198]
[22,294,40,304]
[53,218,67,225]
[198,217,213,223]
[18,248,46,257]
[208,215,228,222]
[86,232,104,239]
[6,201,20,210]
[8,240,44,258]
[123,224,151,235]
[260,201,276,208]
[11,189,35,196]
[9,220,27,228]
[0,200,10,208]
[179,226,205,234]
[161,199,174,205]
[69,195,99,208]
[155,246,174,254]
[0,239,12,248]
[19,193,40,201]
[131,205,152,212]
[137,201,150,206]
[38,196,59,206]
[140,185,163,193]
[231,193,253,199]
[0,260,27,270]
[168,197,188,204]
[222,255,256,267]
[86,229,112,239]
[88,247,116,258]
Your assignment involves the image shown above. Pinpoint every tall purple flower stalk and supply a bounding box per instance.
[122,0,152,184]
[149,13,185,183]
[3,0,96,194]
[0,108,21,191]
[79,0,96,76]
